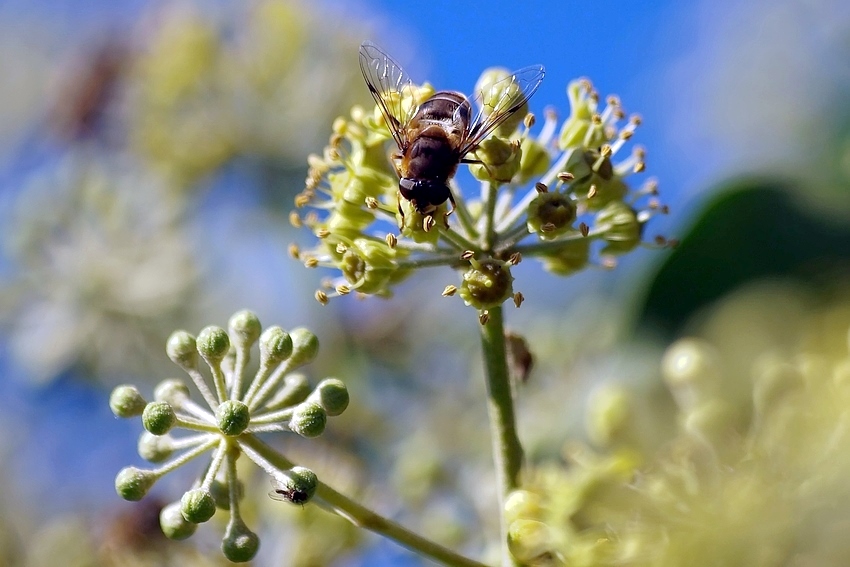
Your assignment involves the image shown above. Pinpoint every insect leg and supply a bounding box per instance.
[443,191,457,228]
[462,154,496,178]
[396,190,405,229]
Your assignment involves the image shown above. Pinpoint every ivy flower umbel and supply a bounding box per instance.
[293,72,672,313]
[111,310,349,563]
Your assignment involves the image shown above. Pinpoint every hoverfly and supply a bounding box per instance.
[358,41,545,227]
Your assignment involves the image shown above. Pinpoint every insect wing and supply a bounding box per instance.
[359,41,419,149]
[461,65,545,154]
[268,489,288,502]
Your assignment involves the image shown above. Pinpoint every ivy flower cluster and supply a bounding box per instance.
[504,293,850,566]
[291,75,670,313]
[111,310,349,562]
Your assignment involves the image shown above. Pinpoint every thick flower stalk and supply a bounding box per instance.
[292,76,670,309]
[111,310,349,562]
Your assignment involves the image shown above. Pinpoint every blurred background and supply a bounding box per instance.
[1,0,849,565]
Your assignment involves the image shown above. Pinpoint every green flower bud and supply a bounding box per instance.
[222,519,259,563]
[558,79,607,150]
[507,518,554,564]
[115,466,157,501]
[272,466,318,505]
[475,67,528,136]
[540,238,591,276]
[266,373,312,409]
[565,149,628,210]
[288,328,320,367]
[110,385,147,418]
[398,206,442,245]
[289,402,327,438]
[228,310,262,349]
[166,331,197,369]
[197,325,230,362]
[217,400,250,436]
[342,168,391,202]
[339,238,403,293]
[181,488,217,523]
[458,259,514,309]
[505,490,544,524]
[470,137,522,183]
[153,379,190,405]
[517,138,550,185]
[527,190,576,238]
[138,431,174,462]
[160,501,197,540]
[595,201,642,255]
[142,401,176,436]
[311,378,349,416]
[661,338,720,391]
[259,326,292,366]
[325,198,376,233]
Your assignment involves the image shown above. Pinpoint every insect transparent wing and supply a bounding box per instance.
[359,41,419,149]
[461,65,545,154]
[268,489,287,502]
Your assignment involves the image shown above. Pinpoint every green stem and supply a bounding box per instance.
[481,182,499,251]
[449,180,480,240]
[240,435,489,567]
[478,305,522,567]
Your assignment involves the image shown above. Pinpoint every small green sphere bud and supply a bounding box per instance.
[138,431,174,462]
[166,331,198,369]
[470,137,522,183]
[197,326,230,362]
[527,191,576,238]
[595,201,642,255]
[228,310,262,349]
[110,385,147,418]
[289,402,327,438]
[153,379,190,405]
[181,488,217,523]
[661,338,720,390]
[541,238,591,276]
[558,80,607,150]
[217,400,250,436]
[507,519,554,564]
[260,326,293,365]
[115,466,157,501]
[475,66,528,136]
[272,466,318,505]
[312,378,349,416]
[222,519,260,562]
[266,373,312,408]
[505,490,544,524]
[142,401,176,435]
[288,327,320,367]
[517,138,550,184]
[458,259,514,310]
[160,501,198,540]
